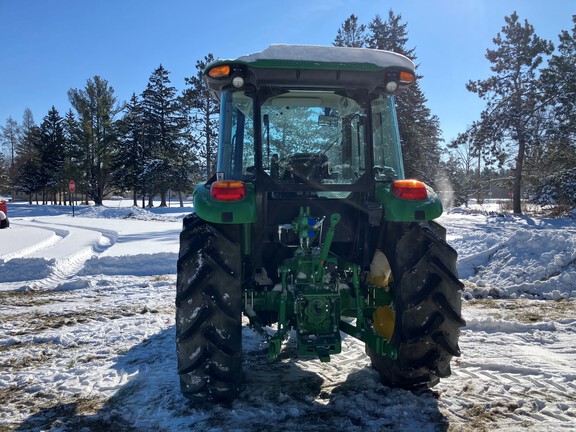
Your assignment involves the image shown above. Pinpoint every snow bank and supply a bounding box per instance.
[80,253,178,276]
[440,209,576,300]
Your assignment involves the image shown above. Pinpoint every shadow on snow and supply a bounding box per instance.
[13,327,449,432]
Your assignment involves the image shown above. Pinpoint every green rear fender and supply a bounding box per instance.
[375,183,443,222]
[193,182,257,224]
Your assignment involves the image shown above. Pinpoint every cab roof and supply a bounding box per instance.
[235,44,415,72]
[204,44,416,95]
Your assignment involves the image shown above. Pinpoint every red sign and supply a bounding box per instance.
[69,180,76,193]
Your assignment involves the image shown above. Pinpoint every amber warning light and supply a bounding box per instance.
[210,180,247,201]
[391,179,428,200]
[207,64,231,78]
[399,71,415,84]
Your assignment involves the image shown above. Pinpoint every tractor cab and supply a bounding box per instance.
[204,45,412,192]
[196,44,441,269]
[216,86,405,193]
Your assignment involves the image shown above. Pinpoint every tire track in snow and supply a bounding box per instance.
[436,298,576,430]
[441,367,576,427]
[0,221,117,289]
[0,223,63,261]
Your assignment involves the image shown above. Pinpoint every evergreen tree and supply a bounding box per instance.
[526,16,576,210]
[334,10,461,192]
[62,110,85,204]
[333,14,366,48]
[466,12,554,214]
[181,54,219,179]
[543,15,576,141]
[170,143,198,207]
[141,65,186,206]
[529,164,576,209]
[364,11,443,184]
[13,125,43,203]
[37,107,66,203]
[366,11,410,54]
[0,152,9,195]
[68,76,119,205]
[113,93,145,206]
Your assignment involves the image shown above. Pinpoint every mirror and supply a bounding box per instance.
[318,115,339,127]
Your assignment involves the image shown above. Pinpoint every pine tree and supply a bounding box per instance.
[68,76,119,205]
[37,107,66,203]
[170,143,198,207]
[62,110,84,205]
[340,10,444,184]
[0,152,9,195]
[141,65,186,207]
[113,94,145,206]
[181,54,219,179]
[466,12,554,214]
[543,15,576,141]
[13,125,43,203]
[366,11,411,54]
[366,12,443,184]
[527,16,576,210]
[333,14,366,48]
[541,14,576,174]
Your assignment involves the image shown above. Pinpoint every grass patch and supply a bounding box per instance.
[466,298,576,322]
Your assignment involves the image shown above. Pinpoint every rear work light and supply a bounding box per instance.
[210,180,247,201]
[391,179,428,200]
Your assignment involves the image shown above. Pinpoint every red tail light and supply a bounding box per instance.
[210,180,247,201]
[391,180,428,200]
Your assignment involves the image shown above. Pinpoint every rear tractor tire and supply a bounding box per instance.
[367,221,466,389]
[175,214,243,401]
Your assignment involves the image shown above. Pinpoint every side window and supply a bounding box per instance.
[371,96,405,181]
[217,90,255,180]
[342,113,366,182]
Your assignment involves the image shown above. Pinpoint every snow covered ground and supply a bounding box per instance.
[0,200,574,431]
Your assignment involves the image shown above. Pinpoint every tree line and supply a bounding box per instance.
[0,57,218,207]
[1,11,575,214]
[334,11,576,215]
[447,13,576,213]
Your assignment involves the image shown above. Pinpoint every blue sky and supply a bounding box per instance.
[0,0,574,145]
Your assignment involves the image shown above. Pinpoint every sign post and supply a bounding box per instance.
[69,180,76,217]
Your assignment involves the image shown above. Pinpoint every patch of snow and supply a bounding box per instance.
[237,44,414,71]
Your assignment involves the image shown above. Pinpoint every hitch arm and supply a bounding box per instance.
[314,213,341,283]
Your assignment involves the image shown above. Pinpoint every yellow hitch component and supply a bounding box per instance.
[367,249,391,286]
[373,306,396,341]
[368,249,395,340]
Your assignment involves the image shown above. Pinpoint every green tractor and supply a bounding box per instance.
[176,44,465,401]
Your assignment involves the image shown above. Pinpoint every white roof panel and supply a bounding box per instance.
[237,44,414,71]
